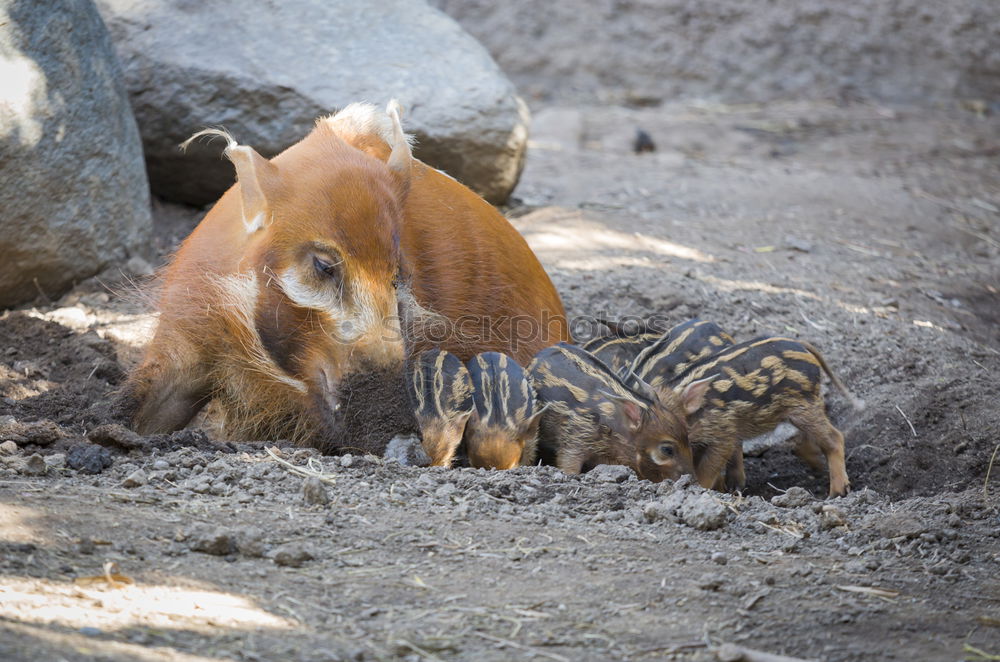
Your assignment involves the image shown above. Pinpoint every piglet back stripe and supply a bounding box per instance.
[675,337,821,388]
[634,319,734,381]
[408,349,471,417]
[530,342,653,406]
[468,352,533,426]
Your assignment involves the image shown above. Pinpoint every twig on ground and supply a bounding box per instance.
[964,644,1000,661]
[835,585,900,602]
[265,446,337,486]
[32,277,51,304]
[757,521,804,539]
[713,642,819,662]
[393,638,446,662]
[894,405,917,437]
[955,225,1000,250]
[798,309,828,331]
[984,444,1000,499]
[473,632,570,662]
[635,641,707,656]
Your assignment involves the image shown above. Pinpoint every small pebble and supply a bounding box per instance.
[435,483,457,499]
[697,573,724,591]
[844,560,868,574]
[771,486,814,508]
[784,235,813,252]
[88,423,143,450]
[680,493,728,531]
[340,454,354,468]
[0,440,18,455]
[878,511,927,539]
[122,469,148,488]
[711,552,728,565]
[819,506,847,530]
[152,459,170,471]
[291,449,315,463]
[238,528,267,558]
[67,444,113,474]
[205,459,228,474]
[383,433,430,466]
[585,464,635,483]
[302,477,330,506]
[188,528,237,556]
[673,474,694,490]
[44,453,67,470]
[22,454,46,476]
[272,543,314,568]
[79,626,102,637]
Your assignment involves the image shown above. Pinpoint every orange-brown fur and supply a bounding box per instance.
[465,425,529,470]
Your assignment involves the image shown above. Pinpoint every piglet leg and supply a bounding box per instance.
[789,406,850,498]
[724,447,746,493]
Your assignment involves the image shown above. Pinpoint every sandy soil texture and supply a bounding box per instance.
[1,100,999,661]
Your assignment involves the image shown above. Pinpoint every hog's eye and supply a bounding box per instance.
[657,443,676,458]
[313,256,340,280]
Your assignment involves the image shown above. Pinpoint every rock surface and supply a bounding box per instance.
[0,0,151,309]
[96,0,529,205]
[430,0,1000,107]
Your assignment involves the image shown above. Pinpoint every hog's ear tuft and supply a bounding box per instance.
[386,99,412,190]
[181,128,279,234]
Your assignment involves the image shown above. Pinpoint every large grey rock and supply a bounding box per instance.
[431,0,1000,107]
[96,0,529,206]
[0,0,152,309]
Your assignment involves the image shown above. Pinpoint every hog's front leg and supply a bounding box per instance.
[120,333,210,434]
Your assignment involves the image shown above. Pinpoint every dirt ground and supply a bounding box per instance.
[2,100,999,661]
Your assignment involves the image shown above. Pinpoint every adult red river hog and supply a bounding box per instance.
[121,101,569,453]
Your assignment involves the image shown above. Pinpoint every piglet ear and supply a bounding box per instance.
[599,391,647,434]
[678,376,714,415]
[461,407,481,439]
[523,403,549,438]
[455,408,475,433]
[624,369,658,403]
[385,99,412,189]
[181,128,279,234]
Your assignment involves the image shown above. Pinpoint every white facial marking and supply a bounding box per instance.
[277,267,388,346]
[278,269,335,311]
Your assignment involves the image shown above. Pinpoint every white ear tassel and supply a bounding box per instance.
[181,127,276,235]
[386,99,403,131]
[385,99,412,175]
[179,127,240,155]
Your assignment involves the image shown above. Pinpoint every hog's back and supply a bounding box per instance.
[401,162,569,364]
